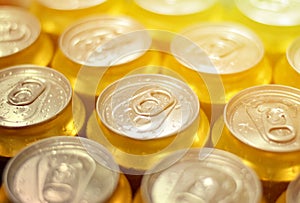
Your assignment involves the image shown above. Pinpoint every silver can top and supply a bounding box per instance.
[287,37,300,74]
[0,65,72,128]
[3,136,120,203]
[37,0,106,10]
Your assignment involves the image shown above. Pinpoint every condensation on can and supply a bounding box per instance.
[141,148,262,203]
[212,84,300,183]
[86,73,209,173]
[0,65,85,157]
[51,15,162,97]
[0,6,54,68]
[274,36,300,89]
[2,136,132,203]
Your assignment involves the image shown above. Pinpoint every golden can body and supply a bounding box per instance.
[139,148,262,203]
[274,37,300,88]
[51,15,162,97]
[29,0,124,36]
[2,136,132,203]
[0,6,54,68]
[227,0,300,64]
[0,65,85,158]
[163,22,272,120]
[86,74,210,173]
[125,0,222,33]
[212,84,300,202]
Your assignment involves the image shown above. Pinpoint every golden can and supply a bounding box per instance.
[0,6,54,68]
[163,22,272,120]
[274,37,300,88]
[86,74,210,173]
[212,84,300,202]
[0,65,85,158]
[51,15,162,97]
[139,148,262,203]
[2,136,132,203]
[29,0,125,36]
[228,0,300,64]
[126,0,222,33]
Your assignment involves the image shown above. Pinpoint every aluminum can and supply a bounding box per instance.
[2,136,132,203]
[86,74,210,173]
[228,0,300,64]
[274,37,300,89]
[276,174,300,203]
[0,65,85,158]
[212,84,300,202]
[163,22,272,120]
[139,148,262,203]
[0,6,54,68]
[51,15,162,97]
[126,0,222,33]
[29,0,125,36]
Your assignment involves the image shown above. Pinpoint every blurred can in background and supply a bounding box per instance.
[212,84,300,202]
[2,136,132,203]
[0,6,54,68]
[276,174,300,203]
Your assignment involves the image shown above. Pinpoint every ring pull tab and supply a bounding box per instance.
[8,78,46,106]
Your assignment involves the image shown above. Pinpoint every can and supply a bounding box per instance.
[2,136,132,203]
[86,74,210,173]
[126,0,221,33]
[276,174,300,203]
[29,0,125,37]
[228,0,300,64]
[274,37,300,88]
[212,84,300,202]
[51,15,162,97]
[0,6,54,68]
[0,65,86,158]
[138,148,262,203]
[163,22,272,121]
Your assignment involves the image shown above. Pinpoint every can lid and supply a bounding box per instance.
[287,37,300,74]
[97,74,199,140]
[235,0,300,26]
[0,65,72,128]
[225,84,300,152]
[3,136,120,203]
[37,0,106,10]
[60,16,151,67]
[142,148,262,203]
[0,6,40,58]
[287,174,300,203]
[171,22,264,74]
[134,0,216,15]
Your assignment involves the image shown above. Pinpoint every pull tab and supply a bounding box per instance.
[0,21,26,42]
[8,78,46,106]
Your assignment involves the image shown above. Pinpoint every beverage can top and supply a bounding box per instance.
[60,15,151,67]
[171,22,264,74]
[96,74,199,140]
[225,84,300,152]
[0,65,72,128]
[3,136,120,203]
[142,148,262,203]
[37,0,107,10]
[0,6,40,58]
[287,37,300,74]
[287,174,300,203]
[134,0,216,15]
[235,0,300,26]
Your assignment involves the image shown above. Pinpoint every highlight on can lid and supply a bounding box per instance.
[0,65,72,127]
[141,148,262,203]
[286,174,300,203]
[59,15,151,67]
[3,136,120,203]
[224,84,300,152]
[134,0,216,15]
[37,0,107,10]
[0,6,41,58]
[287,36,300,74]
[97,73,199,140]
[171,22,264,74]
[235,0,300,26]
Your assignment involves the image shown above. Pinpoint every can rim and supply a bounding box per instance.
[37,0,107,10]
[287,36,300,75]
